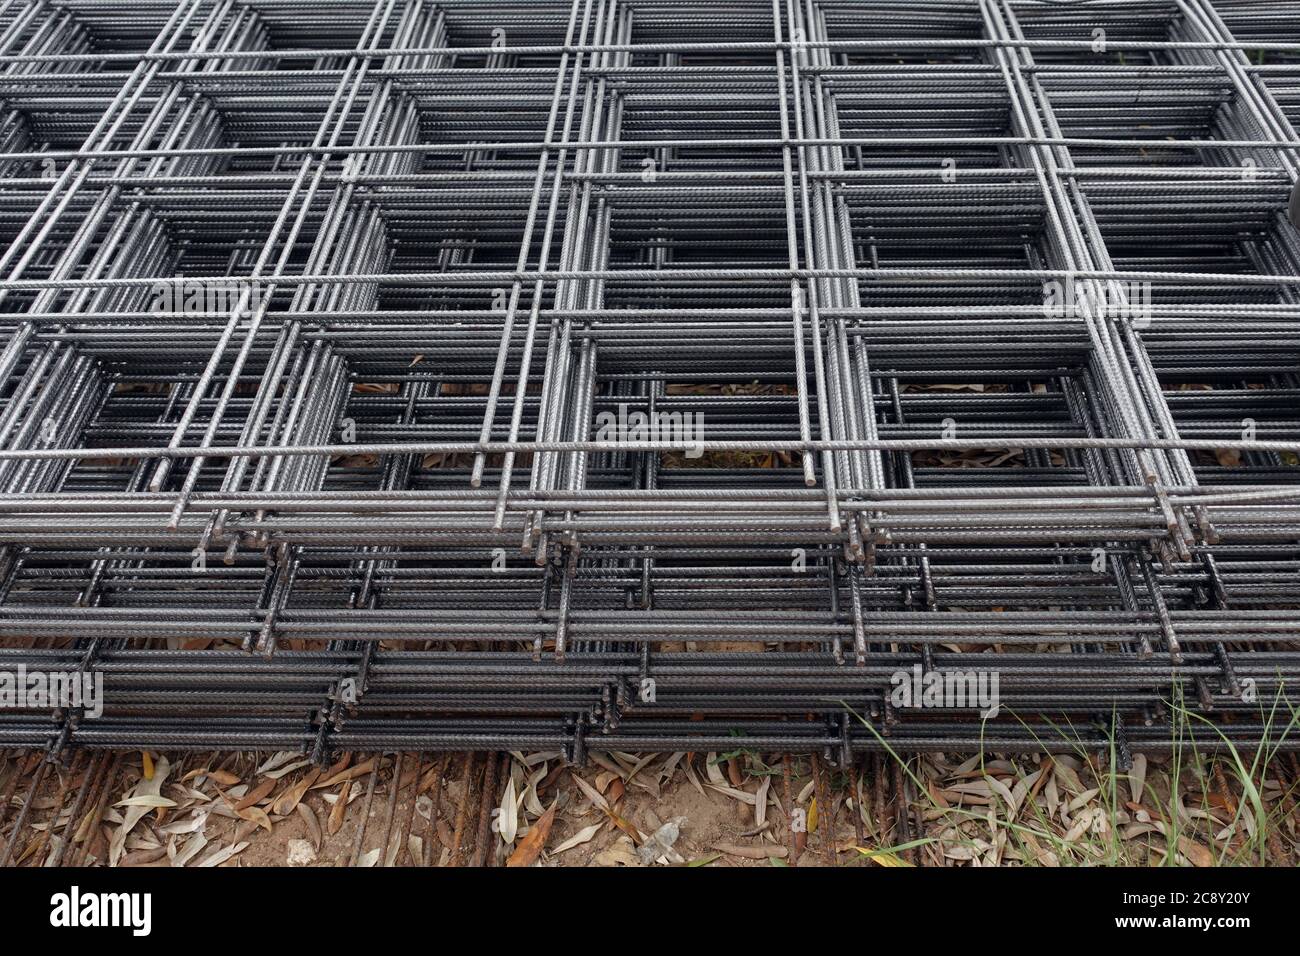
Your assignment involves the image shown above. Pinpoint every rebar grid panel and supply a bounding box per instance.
[0,0,1296,763]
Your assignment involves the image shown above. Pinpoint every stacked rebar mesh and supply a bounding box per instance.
[0,0,1297,763]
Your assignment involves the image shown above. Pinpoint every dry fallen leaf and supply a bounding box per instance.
[115,795,177,810]
[233,777,277,811]
[327,782,353,835]
[570,773,610,813]
[506,802,557,867]
[853,846,914,867]
[707,784,757,806]
[1177,835,1215,867]
[603,807,644,844]
[273,767,322,816]
[551,823,602,855]
[1215,448,1242,468]
[315,759,376,791]
[499,776,519,844]
[297,802,322,850]
[120,847,169,867]
[1128,754,1147,805]
[713,843,787,860]
[172,832,208,867]
[197,841,249,867]
[235,805,274,834]
[593,835,640,867]
[726,757,744,787]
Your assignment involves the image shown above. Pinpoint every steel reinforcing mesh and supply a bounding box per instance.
[0,0,1297,758]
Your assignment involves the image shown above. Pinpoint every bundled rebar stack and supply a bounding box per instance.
[0,0,1297,763]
